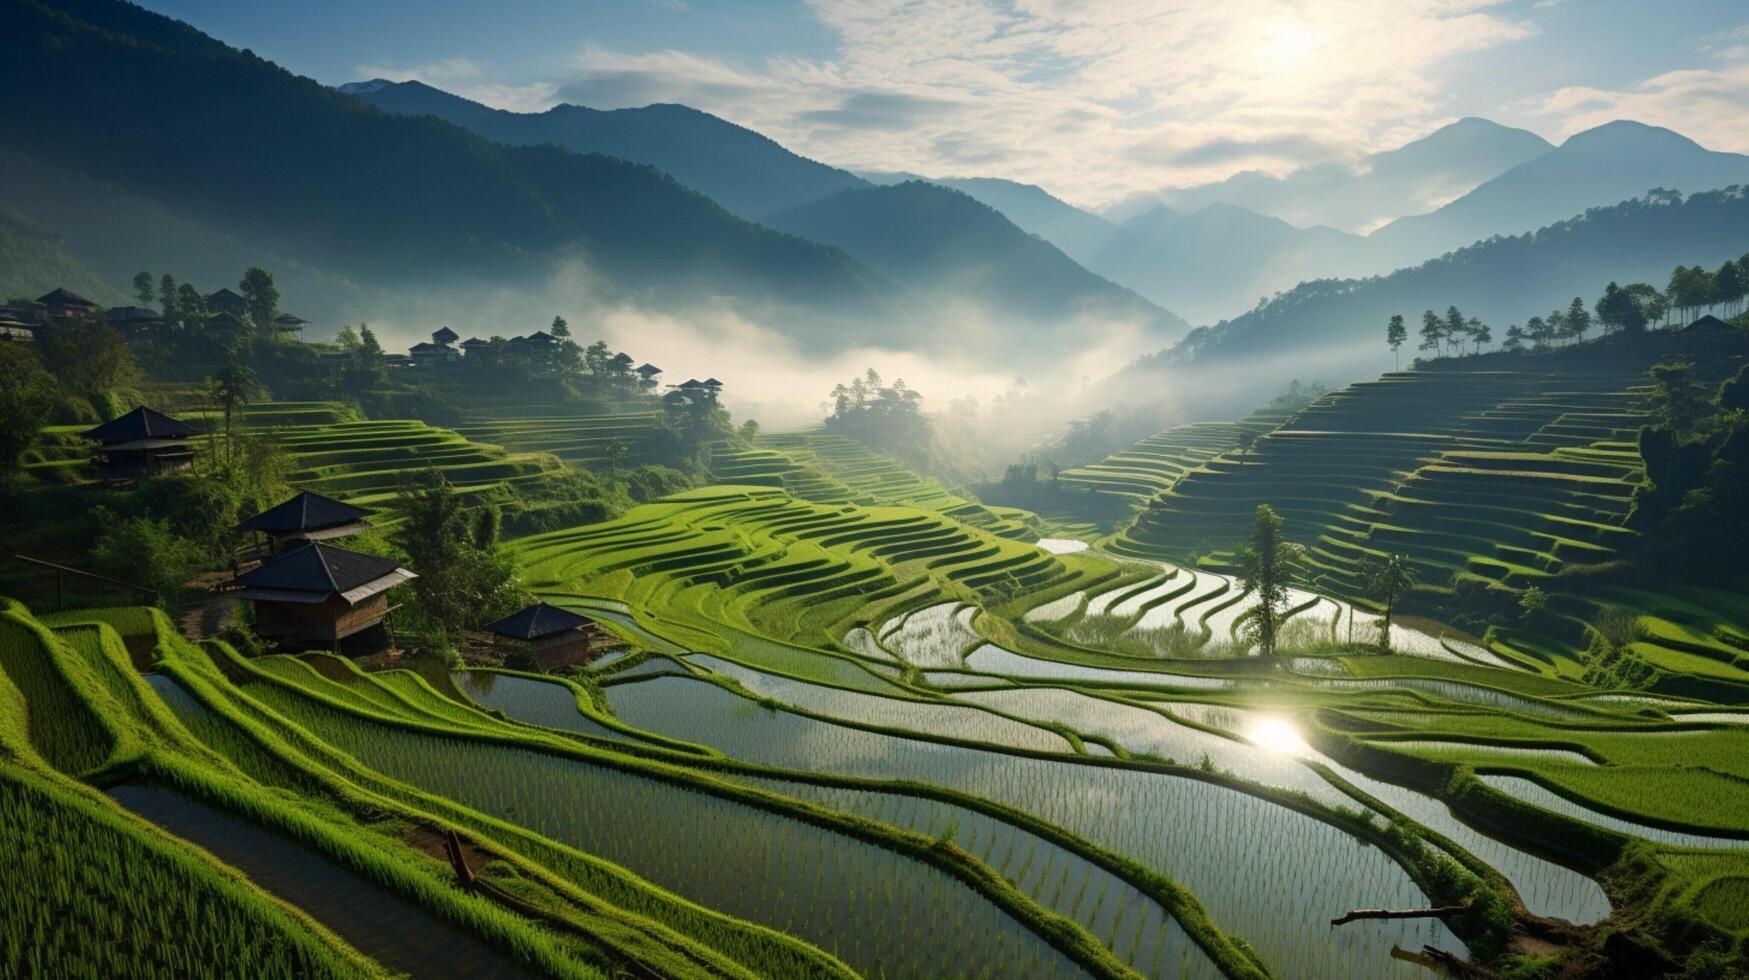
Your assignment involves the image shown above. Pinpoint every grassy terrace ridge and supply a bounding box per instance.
[512,483,1110,652]
[735,431,1036,538]
[1078,349,1749,689]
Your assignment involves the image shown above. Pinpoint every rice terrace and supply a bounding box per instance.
[6,1,1749,978]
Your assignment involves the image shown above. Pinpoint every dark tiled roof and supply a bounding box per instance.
[460,337,487,347]
[237,542,404,595]
[678,378,704,389]
[1686,315,1736,332]
[205,288,247,312]
[431,326,460,343]
[482,602,595,640]
[635,362,660,376]
[104,306,163,324]
[608,352,634,364]
[83,407,201,442]
[238,492,373,533]
[272,312,309,326]
[526,331,556,343]
[702,377,723,387]
[409,341,446,352]
[37,287,96,308]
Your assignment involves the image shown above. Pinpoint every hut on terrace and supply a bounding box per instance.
[36,287,99,319]
[83,407,201,480]
[482,602,606,670]
[460,337,487,354]
[431,326,460,346]
[235,542,414,650]
[271,312,309,338]
[204,288,248,316]
[635,362,661,380]
[237,492,373,552]
[103,306,164,333]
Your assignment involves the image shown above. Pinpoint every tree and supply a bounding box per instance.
[1525,316,1551,351]
[37,319,141,403]
[1363,554,1417,652]
[0,344,57,492]
[1563,297,1591,345]
[175,283,207,328]
[603,437,629,474]
[1502,324,1527,353]
[1233,504,1303,660]
[390,471,519,645]
[1715,259,1745,317]
[1596,282,1646,336]
[239,267,280,336]
[1469,317,1491,354]
[1444,306,1470,356]
[206,355,260,461]
[1517,586,1548,621]
[158,273,177,318]
[550,315,570,339]
[1418,310,1443,357]
[1645,360,1711,438]
[334,325,360,350]
[1668,265,1715,323]
[1236,428,1260,458]
[1385,314,1407,369]
[132,271,155,305]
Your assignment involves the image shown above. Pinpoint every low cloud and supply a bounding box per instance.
[797,91,959,132]
[1524,56,1749,153]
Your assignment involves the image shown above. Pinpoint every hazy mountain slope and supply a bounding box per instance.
[0,203,127,304]
[1092,204,1363,324]
[765,181,1187,340]
[341,79,868,219]
[0,0,896,345]
[1369,121,1749,259]
[1152,188,1749,385]
[857,172,1116,269]
[1134,118,1553,232]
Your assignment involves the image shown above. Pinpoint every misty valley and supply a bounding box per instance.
[4,2,1749,979]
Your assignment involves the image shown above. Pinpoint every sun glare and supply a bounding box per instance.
[1247,718,1308,755]
[1262,18,1323,67]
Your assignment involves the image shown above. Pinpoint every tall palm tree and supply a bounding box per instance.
[207,356,259,461]
[1364,553,1417,652]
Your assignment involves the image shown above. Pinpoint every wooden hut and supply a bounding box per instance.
[237,492,373,552]
[204,288,248,316]
[431,326,460,346]
[271,313,309,337]
[36,287,99,319]
[235,542,414,649]
[83,407,201,480]
[482,603,603,670]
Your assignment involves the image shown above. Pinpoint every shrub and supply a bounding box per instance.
[89,512,203,601]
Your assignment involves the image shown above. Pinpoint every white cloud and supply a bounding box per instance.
[1523,51,1749,153]
[518,1,1537,208]
[354,56,558,113]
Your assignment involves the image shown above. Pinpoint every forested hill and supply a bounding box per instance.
[0,204,125,303]
[765,181,1188,340]
[341,79,868,220]
[1149,187,1749,373]
[0,0,897,333]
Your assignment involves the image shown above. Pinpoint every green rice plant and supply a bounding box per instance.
[0,761,380,980]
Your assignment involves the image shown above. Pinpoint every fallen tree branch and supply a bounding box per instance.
[1332,905,1467,926]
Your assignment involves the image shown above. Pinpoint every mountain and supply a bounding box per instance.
[0,0,896,350]
[340,79,867,220]
[1137,118,1554,233]
[1369,121,1749,260]
[0,203,127,304]
[1137,187,1749,415]
[764,181,1186,343]
[1090,204,1363,324]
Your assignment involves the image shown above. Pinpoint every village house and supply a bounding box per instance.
[36,287,99,320]
[237,492,374,553]
[271,312,309,338]
[235,541,414,650]
[481,602,607,670]
[83,406,201,480]
[203,288,248,316]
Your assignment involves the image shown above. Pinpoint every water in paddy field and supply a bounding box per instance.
[107,783,538,979]
[963,642,1235,689]
[607,673,1468,978]
[1479,775,1749,849]
[1036,538,1090,554]
[879,601,981,667]
[451,670,638,742]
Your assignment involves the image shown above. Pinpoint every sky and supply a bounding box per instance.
[138,0,1749,210]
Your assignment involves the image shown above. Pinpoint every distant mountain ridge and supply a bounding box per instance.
[0,0,907,351]
[340,78,868,219]
[1131,186,1749,416]
[1135,117,1554,233]
[764,181,1186,344]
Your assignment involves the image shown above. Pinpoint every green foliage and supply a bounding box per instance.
[389,471,520,646]
[1233,504,1302,658]
[0,342,57,490]
[89,512,204,600]
[823,370,940,474]
[35,318,141,404]
[1362,554,1416,652]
